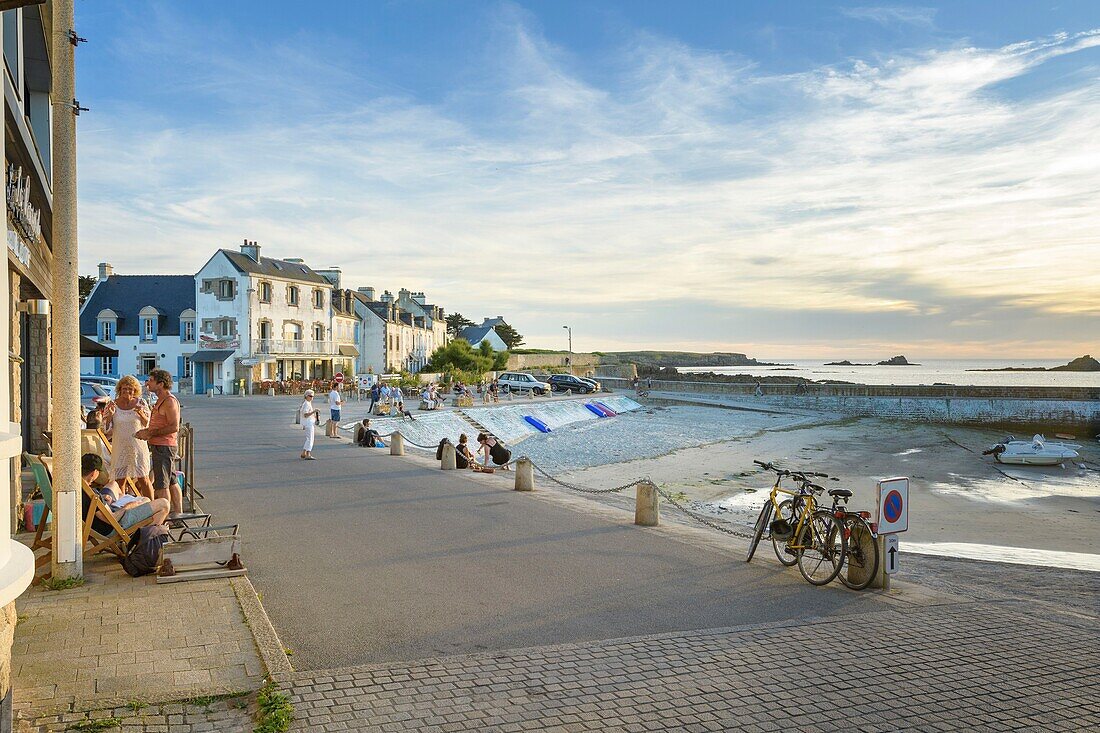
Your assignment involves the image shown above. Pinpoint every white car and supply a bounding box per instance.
[497,372,552,396]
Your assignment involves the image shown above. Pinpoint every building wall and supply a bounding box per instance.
[194,254,249,393]
[356,306,386,374]
[78,332,196,389]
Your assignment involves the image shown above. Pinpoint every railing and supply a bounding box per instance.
[251,339,340,355]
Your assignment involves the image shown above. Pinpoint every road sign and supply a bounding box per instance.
[334,372,344,384]
[884,534,899,574]
[876,477,909,534]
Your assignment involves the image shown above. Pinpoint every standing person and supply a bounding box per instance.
[102,375,153,500]
[299,389,319,460]
[328,381,344,426]
[135,369,183,515]
[368,382,381,413]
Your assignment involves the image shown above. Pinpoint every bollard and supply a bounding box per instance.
[390,433,405,456]
[207,388,214,398]
[268,387,275,397]
[514,457,534,491]
[441,442,457,470]
[634,480,659,526]
[868,535,891,590]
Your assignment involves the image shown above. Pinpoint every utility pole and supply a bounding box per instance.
[562,325,572,365]
[49,0,82,579]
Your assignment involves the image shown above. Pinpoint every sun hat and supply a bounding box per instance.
[304,389,315,397]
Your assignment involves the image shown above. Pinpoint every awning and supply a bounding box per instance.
[190,349,235,363]
[338,345,360,357]
[80,336,118,357]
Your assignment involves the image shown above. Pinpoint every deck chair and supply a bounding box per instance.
[81,428,141,496]
[24,454,56,582]
[80,478,157,559]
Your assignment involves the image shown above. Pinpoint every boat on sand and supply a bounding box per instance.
[982,435,1080,466]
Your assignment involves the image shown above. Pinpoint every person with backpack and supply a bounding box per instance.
[477,433,512,471]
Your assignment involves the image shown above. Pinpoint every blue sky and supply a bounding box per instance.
[75,2,1100,358]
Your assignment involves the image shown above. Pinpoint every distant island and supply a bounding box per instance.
[968,355,1100,373]
[601,351,788,368]
[825,355,919,366]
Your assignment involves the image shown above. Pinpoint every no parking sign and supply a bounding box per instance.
[876,477,909,535]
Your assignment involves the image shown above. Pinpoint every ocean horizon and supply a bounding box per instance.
[676,358,1100,388]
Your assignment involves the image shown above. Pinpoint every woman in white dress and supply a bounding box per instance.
[102,375,153,499]
[299,389,319,460]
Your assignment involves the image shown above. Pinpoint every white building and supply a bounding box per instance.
[353,287,447,374]
[459,317,509,352]
[193,240,346,393]
[78,264,197,390]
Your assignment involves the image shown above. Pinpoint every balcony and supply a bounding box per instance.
[252,339,339,356]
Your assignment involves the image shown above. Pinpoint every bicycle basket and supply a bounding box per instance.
[769,518,794,541]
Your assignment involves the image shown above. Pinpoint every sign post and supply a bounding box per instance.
[334,372,344,385]
[873,477,909,589]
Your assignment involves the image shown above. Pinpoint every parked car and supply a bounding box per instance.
[81,375,119,389]
[547,374,596,394]
[80,381,111,412]
[497,372,552,396]
[578,377,602,392]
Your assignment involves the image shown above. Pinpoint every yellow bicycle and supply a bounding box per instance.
[745,460,847,586]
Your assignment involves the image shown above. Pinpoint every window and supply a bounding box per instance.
[100,320,114,342]
[99,356,115,375]
[140,355,158,375]
[287,286,299,306]
[313,324,324,341]
[141,317,156,342]
[218,319,236,337]
[259,281,272,303]
[182,356,193,379]
[181,320,195,342]
[258,320,273,340]
[219,280,235,299]
[313,289,325,308]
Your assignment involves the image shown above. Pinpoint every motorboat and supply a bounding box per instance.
[982,434,1080,466]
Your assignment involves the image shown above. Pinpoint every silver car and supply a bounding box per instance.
[80,381,111,412]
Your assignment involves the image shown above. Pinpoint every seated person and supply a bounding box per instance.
[455,433,475,469]
[81,453,169,533]
[397,401,415,421]
[476,433,512,471]
[420,388,434,410]
[355,418,381,447]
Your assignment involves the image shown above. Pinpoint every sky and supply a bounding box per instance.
[74,1,1100,359]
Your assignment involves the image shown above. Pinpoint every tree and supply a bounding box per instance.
[444,312,475,339]
[78,275,97,305]
[427,339,493,374]
[478,340,509,371]
[494,322,524,349]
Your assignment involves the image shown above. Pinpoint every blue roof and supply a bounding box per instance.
[459,325,497,344]
[79,275,196,336]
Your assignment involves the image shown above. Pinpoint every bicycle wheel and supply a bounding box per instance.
[771,499,798,567]
[745,502,772,562]
[840,517,879,591]
[796,510,846,585]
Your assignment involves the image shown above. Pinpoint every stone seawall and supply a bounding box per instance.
[602,378,1100,428]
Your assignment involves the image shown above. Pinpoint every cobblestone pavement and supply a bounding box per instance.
[276,600,1099,732]
[20,697,253,732]
[12,552,266,731]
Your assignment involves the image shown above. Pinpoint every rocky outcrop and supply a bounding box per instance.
[824,360,872,366]
[877,355,919,366]
[1049,355,1100,372]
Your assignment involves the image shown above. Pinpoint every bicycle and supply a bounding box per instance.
[746,460,847,586]
[826,489,880,591]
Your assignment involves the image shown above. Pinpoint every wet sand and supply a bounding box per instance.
[558,405,1100,560]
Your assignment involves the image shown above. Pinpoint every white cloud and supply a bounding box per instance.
[77,12,1100,357]
[840,6,937,28]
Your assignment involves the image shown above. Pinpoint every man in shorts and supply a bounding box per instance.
[328,381,343,426]
[135,369,183,515]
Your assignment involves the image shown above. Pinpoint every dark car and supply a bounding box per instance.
[547,374,595,394]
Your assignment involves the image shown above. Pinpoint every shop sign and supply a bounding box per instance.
[199,334,240,349]
[6,229,30,266]
[6,164,42,244]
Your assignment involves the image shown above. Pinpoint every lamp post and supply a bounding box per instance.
[562,325,572,366]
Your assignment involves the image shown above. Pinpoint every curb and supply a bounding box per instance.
[231,575,294,676]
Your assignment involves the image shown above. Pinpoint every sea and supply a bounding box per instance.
[676,359,1100,388]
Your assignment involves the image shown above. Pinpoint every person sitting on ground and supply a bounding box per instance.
[355,418,381,447]
[476,433,512,471]
[456,433,475,469]
[432,385,447,409]
[81,453,169,534]
[420,387,434,410]
[397,401,415,421]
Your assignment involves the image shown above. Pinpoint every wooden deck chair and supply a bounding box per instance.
[80,428,141,496]
[80,478,156,559]
[24,454,56,582]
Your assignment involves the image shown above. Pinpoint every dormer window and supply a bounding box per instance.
[139,306,161,342]
[180,308,196,343]
[259,281,272,303]
[313,289,325,308]
[287,285,299,306]
[97,309,118,343]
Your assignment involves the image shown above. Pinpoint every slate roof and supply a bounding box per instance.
[79,275,195,336]
[459,325,498,344]
[220,250,331,285]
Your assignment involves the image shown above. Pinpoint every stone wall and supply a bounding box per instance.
[506,352,599,371]
[603,378,1100,428]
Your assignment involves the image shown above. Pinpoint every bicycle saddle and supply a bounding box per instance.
[828,488,853,499]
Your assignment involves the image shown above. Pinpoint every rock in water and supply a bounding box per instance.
[1049,355,1100,372]
[876,355,919,366]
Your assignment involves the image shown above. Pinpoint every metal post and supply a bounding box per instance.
[389,433,405,456]
[634,481,659,526]
[48,0,82,579]
[514,457,534,491]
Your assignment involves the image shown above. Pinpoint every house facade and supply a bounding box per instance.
[193,240,346,393]
[78,265,197,390]
[459,317,509,352]
[353,287,446,374]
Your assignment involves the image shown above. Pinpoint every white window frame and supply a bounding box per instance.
[141,317,156,342]
[99,356,113,374]
[181,319,195,342]
[139,354,158,375]
[287,286,299,306]
[182,355,193,378]
[100,320,114,342]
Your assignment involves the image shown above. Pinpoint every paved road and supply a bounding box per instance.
[186,395,894,671]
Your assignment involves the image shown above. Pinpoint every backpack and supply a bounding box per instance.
[122,524,170,577]
[436,437,452,461]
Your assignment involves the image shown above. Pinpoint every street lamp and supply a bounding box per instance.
[562,325,572,365]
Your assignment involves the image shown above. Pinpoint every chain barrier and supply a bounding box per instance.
[382,432,439,451]
[528,459,647,495]
[654,485,758,540]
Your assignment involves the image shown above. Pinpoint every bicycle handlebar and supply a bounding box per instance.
[754,460,829,481]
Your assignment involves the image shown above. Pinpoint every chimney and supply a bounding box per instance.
[358,286,375,301]
[241,239,261,262]
[316,267,342,289]
[412,291,426,305]
[97,262,113,280]
[344,290,352,312]
[380,290,394,304]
